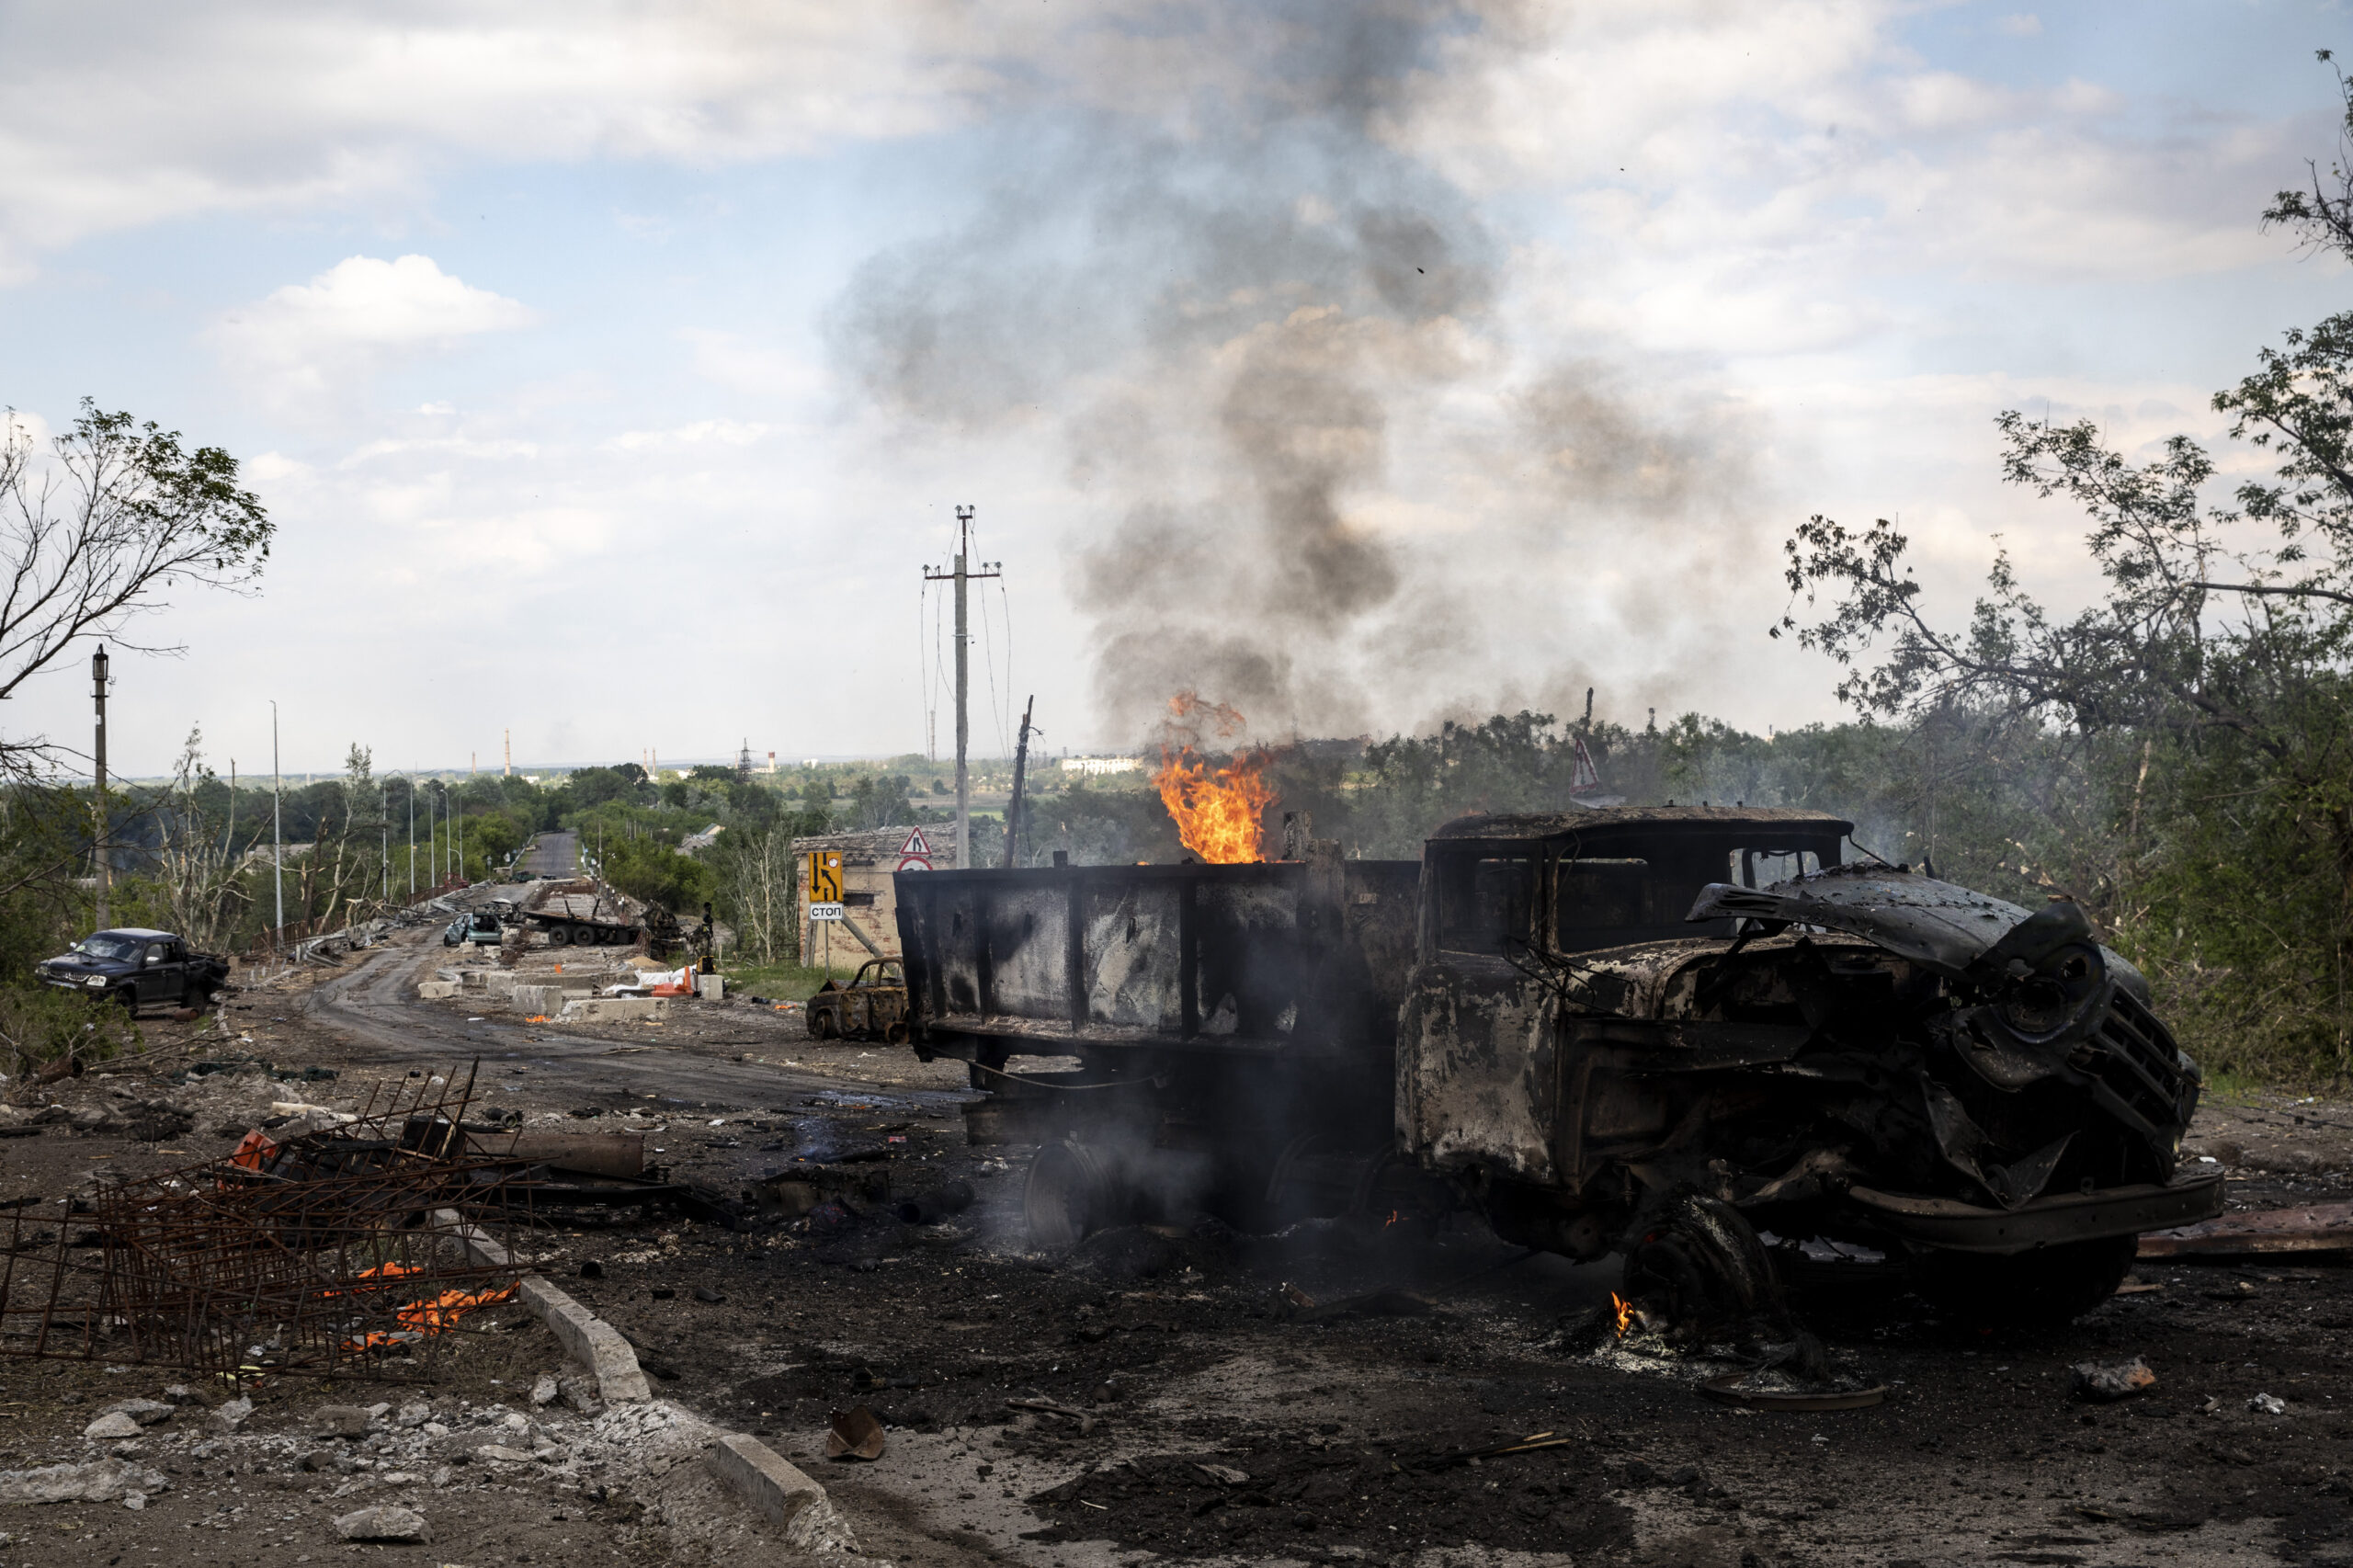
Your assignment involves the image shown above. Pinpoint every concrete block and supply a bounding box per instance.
[707,1434,851,1551]
[697,974,726,1001]
[416,981,460,1000]
[483,971,517,999]
[510,983,567,1016]
[458,970,489,990]
[557,996,667,1024]
[517,1277,650,1403]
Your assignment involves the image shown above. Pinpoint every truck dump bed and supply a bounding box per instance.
[894,858,1419,1067]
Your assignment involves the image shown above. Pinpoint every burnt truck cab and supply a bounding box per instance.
[36,928,231,1015]
[1398,807,2221,1318]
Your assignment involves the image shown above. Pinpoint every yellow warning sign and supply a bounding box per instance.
[805,851,843,905]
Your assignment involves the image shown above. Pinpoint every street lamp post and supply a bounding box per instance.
[90,646,109,930]
[270,701,283,942]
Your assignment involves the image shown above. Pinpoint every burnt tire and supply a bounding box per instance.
[809,1009,839,1040]
[546,925,570,947]
[1910,1235,2137,1325]
[1024,1140,1116,1251]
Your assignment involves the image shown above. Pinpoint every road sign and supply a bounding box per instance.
[898,857,931,872]
[806,851,843,904]
[899,828,931,857]
[808,902,845,922]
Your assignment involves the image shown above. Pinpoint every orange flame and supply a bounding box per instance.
[1152,694,1278,863]
[1384,1210,1401,1228]
[1610,1291,1634,1336]
[344,1279,516,1351]
[1155,747,1278,863]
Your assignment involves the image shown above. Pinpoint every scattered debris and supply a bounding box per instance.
[0,1457,167,1506]
[2250,1392,2288,1415]
[335,1503,430,1542]
[2139,1200,2353,1258]
[2071,1358,2158,1403]
[0,1066,522,1378]
[1699,1375,1888,1412]
[1007,1396,1100,1435]
[825,1405,886,1461]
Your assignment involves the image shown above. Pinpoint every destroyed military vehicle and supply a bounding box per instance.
[894,808,2219,1323]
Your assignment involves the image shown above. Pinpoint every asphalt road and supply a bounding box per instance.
[517,829,580,878]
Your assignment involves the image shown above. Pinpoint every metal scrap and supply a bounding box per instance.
[0,1065,523,1381]
[2138,1200,2353,1257]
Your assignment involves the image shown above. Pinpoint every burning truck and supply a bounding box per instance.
[892,804,2219,1324]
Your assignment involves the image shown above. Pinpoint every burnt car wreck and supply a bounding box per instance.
[895,807,2220,1324]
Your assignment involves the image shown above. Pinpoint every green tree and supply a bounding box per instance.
[0,401,272,780]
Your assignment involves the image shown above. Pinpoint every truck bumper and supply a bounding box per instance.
[1845,1172,2226,1255]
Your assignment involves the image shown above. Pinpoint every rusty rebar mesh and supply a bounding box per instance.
[0,1062,527,1381]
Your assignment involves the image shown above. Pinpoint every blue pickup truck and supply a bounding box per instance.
[37,928,233,1014]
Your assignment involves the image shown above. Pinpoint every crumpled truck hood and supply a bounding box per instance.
[1685,864,2149,1005]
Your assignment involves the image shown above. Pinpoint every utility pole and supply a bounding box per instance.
[504,730,511,778]
[923,506,1000,871]
[407,773,415,897]
[90,645,109,928]
[1002,695,1036,869]
[224,760,236,859]
[270,700,283,941]
[381,780,390,901]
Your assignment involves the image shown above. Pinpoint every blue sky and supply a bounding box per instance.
[1,0,2347,776]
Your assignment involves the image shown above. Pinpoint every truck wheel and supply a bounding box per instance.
[1911,1235,2137,1324]
[1025,1140,1116,1251]
[547,926,570,947]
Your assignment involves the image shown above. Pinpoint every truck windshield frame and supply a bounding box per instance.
[1435,851,1540,956]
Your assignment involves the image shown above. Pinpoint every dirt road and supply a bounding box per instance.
[6,924,2353,1566]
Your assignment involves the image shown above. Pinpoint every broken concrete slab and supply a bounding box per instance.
[0,1458,167,1505]
[707,1433,853,1551]
[97,1399,174,1426]
[334,1503,429,1542]
[417,981,460,1000]
[518,1276,651,1403]
[79,1412,142,1440]
[510,983,570,1015]
[312,1404,373,1438]
[558,995,668,1023]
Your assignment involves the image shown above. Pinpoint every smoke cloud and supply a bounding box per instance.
[828,0,1762,747]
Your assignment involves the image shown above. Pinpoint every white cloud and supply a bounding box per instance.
[601,419,775,453]
[208,255,533,413]
[1996,14,2044,39]
[1404,0,2292,294]
[0,1,1065,278]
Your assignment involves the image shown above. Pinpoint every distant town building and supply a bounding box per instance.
[678,824,726,853]
[1058,756,1141,777]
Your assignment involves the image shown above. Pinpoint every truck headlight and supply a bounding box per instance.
[85,975,107,987]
